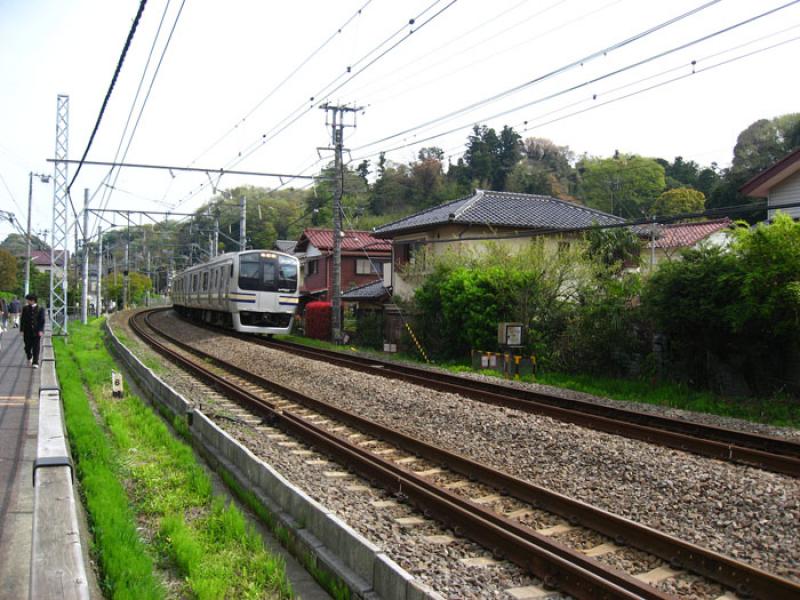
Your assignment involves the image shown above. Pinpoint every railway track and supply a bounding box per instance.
[204,323,799,477]
[130,308,800,600]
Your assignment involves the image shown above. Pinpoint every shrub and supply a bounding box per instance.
[305,301,332,340]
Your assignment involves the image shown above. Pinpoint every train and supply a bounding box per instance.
[171,249,301,335]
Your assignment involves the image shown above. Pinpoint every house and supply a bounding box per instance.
[372,189,624,299]
[641,218,732,269]
[292,228,392,299]
[740,147,800,220]
[30,249,69,281]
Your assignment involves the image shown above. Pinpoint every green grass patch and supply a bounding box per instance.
[56,318,293,599]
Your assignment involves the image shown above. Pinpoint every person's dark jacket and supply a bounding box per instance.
[20,304,46,336]
[9,299,21,313]
[0,298,7,318]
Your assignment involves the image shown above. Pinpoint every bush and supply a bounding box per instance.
[643,213,800,394]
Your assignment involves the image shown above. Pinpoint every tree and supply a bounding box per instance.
[1,232,49,255]
[584,226,641,271]
[506,162,556,196]
[0,249,17,290]
[461,124,522,190]
[578,154,665,217]
[710,113,800,214]
[651,187,705,218]
[103,272,153,307]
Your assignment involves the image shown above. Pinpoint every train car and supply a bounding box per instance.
[171,249,300,335]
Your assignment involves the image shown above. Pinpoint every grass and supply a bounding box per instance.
[55,318,293,599]
[283,333,800,429]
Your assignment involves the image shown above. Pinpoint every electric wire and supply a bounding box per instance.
[352,0,726,152]
[92,0,177,236]
[185,0,377,169]
[349,3,800,162]
[68,0,148,195]
[171,0,459,211]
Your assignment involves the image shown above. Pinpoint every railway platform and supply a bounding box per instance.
[0,330,39,599]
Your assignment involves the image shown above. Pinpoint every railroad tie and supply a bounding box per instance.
[582,542,620,557]
[423,534,456,545]
[634,565,682,584]
[505,584,557,599]
[535,523,574,536]
[459,557,499,568]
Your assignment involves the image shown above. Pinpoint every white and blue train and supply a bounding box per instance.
[171,250,300,335]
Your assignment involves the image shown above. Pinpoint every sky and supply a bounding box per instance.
[1,0,798,245]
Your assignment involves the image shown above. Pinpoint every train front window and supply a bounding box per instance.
[238,252,298,292]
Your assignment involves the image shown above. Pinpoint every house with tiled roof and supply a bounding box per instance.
[30,249,69,281]
[642,218,732,268]
[740,147,800,220]
[293,228,392,299]
[372,189,624,299]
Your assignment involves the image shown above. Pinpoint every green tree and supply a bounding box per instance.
[1,232,49,255]
[103,272,153,307]
[0,249,17,290]
[584,226,641,271]
[651,187,705,217]
[578,154,665,217]
[710,113,800,214]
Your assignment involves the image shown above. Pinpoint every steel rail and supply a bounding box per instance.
[132,308,800,599]
[130,309,667,599]
[246,335,800,477]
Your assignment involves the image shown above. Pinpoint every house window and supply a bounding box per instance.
[306,259,319,276]
[355,258,377,275]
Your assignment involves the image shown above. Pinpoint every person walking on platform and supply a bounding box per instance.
[0,297,8,331]
[20,293,45,368]
[9,296,21,328]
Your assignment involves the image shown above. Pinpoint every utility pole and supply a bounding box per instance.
[81,189,89,324]
[239,196,247,251]
[97,227,103,316]
[213,216,219,257]
[319,102,362,344]
[26,172,50,296]
[123,213,130,310]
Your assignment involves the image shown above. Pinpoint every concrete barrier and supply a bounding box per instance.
[30,333,91,600]
[105,318,443,600]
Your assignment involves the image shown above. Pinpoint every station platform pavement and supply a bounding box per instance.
[0,330,39,599]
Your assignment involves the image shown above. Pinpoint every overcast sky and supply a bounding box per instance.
[1,0,798,243]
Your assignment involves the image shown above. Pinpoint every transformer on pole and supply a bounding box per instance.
[50,94,70,335]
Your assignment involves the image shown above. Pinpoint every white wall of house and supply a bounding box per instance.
[768,169,800,220]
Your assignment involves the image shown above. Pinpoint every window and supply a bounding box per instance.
[356,258,377,275]
[306,259,319,276]
[238,252,298,293]
[192,274,198,292]
[202,271,209,291]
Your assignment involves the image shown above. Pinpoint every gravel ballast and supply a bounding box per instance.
[118,311,800,594]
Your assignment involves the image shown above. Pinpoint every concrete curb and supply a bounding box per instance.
[30,332,91,600]
[105,318,443,600]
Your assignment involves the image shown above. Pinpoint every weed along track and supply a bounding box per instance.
[128,308,800,600]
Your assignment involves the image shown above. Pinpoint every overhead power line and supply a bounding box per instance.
[94,0,186,236]
[48,158,315,180]
[353,0,727,152]
[68,0,148,194]
[350,3,800,161]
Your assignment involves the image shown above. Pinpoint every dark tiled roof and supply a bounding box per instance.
[373,190,624,237]
[341,279,391,300]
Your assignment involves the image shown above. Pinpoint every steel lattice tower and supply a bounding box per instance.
[50,94,69,335]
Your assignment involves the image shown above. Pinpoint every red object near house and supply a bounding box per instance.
[305,301,332,340]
